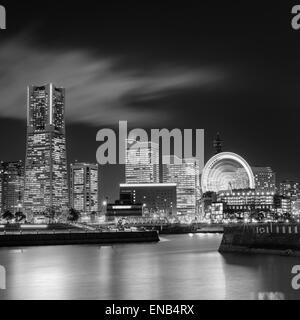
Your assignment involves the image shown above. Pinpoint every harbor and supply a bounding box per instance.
[0,233,299,300]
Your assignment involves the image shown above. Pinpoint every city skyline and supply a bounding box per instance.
[0,82,298,205]
[0,82,293,219]
[0,3,300,208]
[0,2,300,203]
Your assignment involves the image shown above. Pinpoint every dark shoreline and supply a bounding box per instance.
[137,224,224,235]
[0,230,160,247]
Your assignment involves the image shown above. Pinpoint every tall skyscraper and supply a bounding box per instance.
[162,155,200,215]
[125,140,159,184]
[252,166,276,193]
[24,84,68,217]
[70,163,99,213]
[0,161,24,214]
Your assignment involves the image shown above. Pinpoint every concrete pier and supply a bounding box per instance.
[0,230,160,247]
[219,223,300,257]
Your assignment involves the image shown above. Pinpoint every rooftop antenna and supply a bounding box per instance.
[213,132,223,154]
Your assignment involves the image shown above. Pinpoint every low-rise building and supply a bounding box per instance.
[120,183,177,216]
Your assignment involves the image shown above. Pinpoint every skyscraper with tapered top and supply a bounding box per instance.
[24,84,68,218]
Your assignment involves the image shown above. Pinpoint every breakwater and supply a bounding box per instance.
[0,230,159,247]
[219,223,300,256]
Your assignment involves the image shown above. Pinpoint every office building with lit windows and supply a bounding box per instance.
[119,183,177,216]
[0,161,24,214]
[292,199,300,217]
[274,194,292,215]
[252,166,276,193]
[125,140,159,184]
[24,84,69,217]
[162,155,200,215]
[279,180,300,198]
[70,162,99,213]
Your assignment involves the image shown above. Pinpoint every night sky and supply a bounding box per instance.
[0,1,299,201]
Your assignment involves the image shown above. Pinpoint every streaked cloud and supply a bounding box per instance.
[0,34,225,126]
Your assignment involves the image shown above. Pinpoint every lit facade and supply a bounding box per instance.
[281,198,292,214]
[252,167,276,193]
[292,199,300,217]
[0,161,24,214]
[162,156,200,215]
[120,183,177,216]
[125,140,159,184]
[70,163,98,213]
[24,84,68,216]
[211,202,224,222]
[106,203,143,220]
[217,189,274,212]
[279,180,300,198]
[274,194,292,215]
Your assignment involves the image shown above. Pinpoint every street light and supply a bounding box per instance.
[102,199,108,215]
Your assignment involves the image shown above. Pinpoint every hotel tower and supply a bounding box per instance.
[125,140,159,184]
[70,162,99,214]
[162,155,200,215]
[24,84,69,217]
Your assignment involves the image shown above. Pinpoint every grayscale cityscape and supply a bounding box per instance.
[0,1,299,303]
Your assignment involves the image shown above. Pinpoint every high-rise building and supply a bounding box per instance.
[70,163,99,213]
[119,183,177,216]
[162,155,200,215]
[125,140,159,184]
[279,180,300,198]
[24,84,68,217]
[252,167,276,193]
[0,161,24,214]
